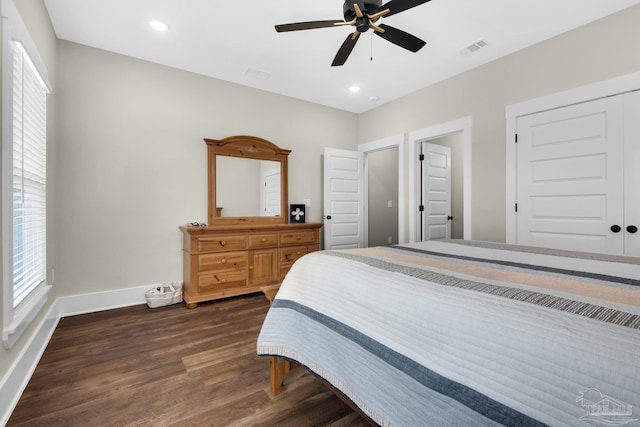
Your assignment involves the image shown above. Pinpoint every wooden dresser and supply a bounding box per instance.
[180,135,323,308]
[180,222,322,308]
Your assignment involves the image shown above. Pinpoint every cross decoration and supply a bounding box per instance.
[291,207,305,221]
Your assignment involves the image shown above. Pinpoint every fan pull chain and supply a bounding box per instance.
[370,32,374,62]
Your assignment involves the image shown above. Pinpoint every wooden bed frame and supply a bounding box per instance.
[262,285,376,425]
[270,356,376,425]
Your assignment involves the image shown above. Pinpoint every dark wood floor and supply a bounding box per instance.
[8,294,369,426]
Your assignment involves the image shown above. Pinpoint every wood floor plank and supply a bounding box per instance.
[7,294,369,426]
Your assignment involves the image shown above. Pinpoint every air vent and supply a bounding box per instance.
[245,68,271,80]
[459,39,488,55]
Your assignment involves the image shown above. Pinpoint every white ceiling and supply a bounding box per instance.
[43,0,640,113]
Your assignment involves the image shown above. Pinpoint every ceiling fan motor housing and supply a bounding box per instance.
[343,0,383,21]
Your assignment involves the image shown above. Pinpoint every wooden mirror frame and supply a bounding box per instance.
[205,135,290,225]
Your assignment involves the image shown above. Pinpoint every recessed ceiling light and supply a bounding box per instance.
[369,95,379,102]
[349,85,361,93]
[149,20,168,32]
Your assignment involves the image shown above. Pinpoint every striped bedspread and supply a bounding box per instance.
[257,240,640,426]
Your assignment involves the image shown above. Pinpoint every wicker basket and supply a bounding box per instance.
[145,281,183,308]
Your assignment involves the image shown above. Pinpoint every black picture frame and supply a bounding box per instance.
[289,204,306,224]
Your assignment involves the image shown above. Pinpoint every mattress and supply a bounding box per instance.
[257,240,640,426]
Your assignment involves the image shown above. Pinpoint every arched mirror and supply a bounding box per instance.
[206,135,290,225]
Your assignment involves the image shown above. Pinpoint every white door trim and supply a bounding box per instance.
[408,116,473,243]
[358,134,404,244]
[505,71,640,243]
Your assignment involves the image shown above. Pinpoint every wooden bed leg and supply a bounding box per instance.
[264,287,298,396]
[270,356,291,395]
[261,285,280,304]
[269,357,300,395]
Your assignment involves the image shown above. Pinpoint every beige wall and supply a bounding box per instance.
[54,41,358,297]
[358,5,640,242]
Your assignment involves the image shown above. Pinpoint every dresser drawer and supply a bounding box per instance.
[280,244,318,264]
[198,269,247,292]
[248,233,278,249]
[197,252,247,273]
[279,230,317,245]
[195,234,247,252]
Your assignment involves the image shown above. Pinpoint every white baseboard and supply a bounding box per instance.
[0,284,152,426]
[56,284,150,317]
[0,307,58,427]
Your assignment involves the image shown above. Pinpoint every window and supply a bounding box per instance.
[2,0,51,349]
[11,41,47,306]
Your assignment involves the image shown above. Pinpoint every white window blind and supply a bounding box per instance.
[11,41,47,308]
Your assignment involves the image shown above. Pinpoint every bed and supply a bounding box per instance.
[257,239,640,426]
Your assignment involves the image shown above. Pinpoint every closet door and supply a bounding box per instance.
[420,142,452,241]
[516,96,625,254]
[624,91,640,256]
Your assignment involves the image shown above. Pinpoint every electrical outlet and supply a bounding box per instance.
[303,198,311,207]
[388,236,392,244]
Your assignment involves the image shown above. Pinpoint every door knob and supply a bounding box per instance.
[326,215,332,220]
[447,216,453,221]
[610,225,621,233]
[627,225,638,234]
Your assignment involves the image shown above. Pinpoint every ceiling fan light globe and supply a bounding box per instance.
[356,17,371,32]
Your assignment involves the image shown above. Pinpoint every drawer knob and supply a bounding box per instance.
[261,238,266,242]
[296,235,301,240]
[296,251,301,255]
[221,258,227,264]
[221,279,226,283]
[220,241,227,246]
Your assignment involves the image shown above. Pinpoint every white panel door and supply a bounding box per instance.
[263,170,281,216]
[420,143,452,240]
[624,90,640,256]
[323,148,364,249]
[516,96,625,254]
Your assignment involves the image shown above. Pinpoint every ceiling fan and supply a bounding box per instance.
[275,0,431,66]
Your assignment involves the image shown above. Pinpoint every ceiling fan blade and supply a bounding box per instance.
[379,0,431,17]
[275,20,343,32]
[375,24,426,52]
[332,32,361,66]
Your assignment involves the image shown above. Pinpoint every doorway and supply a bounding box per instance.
[323,135,404,250]
[367,147,399,246]
[408,117,473,242]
